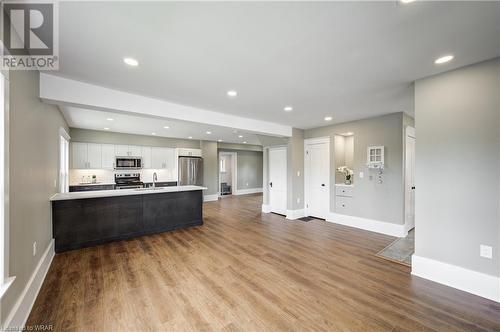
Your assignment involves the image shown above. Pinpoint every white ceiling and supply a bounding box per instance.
[54,1,500,129]
[61,107,262,145]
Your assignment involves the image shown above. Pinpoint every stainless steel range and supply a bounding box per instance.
[114,173,144,189]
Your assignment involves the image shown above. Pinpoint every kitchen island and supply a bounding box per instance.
[50,186,206,252]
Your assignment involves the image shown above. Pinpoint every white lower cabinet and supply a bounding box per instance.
[335,185,354,215]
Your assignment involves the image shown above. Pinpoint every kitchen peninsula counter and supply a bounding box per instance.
[51,186,206,252]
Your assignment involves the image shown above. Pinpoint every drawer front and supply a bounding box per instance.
[70,185,115,192]
[335,196,353,215]
[335,186,353,197]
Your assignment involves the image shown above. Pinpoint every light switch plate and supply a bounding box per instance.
[480,245,493,259]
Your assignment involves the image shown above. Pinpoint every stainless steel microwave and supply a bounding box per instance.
[115,156,142,170]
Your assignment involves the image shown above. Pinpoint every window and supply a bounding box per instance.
[220,158,226,173]
[59,129,70,193]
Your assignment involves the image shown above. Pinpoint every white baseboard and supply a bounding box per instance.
[3,239,55,330]
[412,255,500,302]
[261,204,271,213]
[286,209,305,220]
[234,188,263,196]
[203,194,219,202]
[327,212,406,237]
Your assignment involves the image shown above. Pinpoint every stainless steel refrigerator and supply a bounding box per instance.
[178,157,203,186]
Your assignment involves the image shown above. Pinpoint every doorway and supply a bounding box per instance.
[268,147,287,215]
[219,152,237,197]
[405,126,416,232]
[304,137,330,219]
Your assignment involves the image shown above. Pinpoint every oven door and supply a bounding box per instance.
[115,157,142,170]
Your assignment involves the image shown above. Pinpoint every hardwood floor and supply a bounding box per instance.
[27,194,500,331]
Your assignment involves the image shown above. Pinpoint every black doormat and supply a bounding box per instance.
[298,217,315,222]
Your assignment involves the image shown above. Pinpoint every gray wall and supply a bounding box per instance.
[219,149,263,190]
[200,141,218,196]
[304,112,405,224]
[1,70,69,321]
[415,58,500,276]
[287,128,304,210]
[70,128,200,148]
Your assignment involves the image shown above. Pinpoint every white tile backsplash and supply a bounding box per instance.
[70,169,176,185]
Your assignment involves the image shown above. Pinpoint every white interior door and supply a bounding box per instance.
[305,139,330,219]
[269,147,287,215]
[405,127,416,231]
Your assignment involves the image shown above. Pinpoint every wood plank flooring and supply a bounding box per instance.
[27,194,500,331]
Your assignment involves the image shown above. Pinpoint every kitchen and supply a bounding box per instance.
[50,138,207,253]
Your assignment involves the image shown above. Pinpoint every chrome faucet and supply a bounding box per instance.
[152,172,158,189]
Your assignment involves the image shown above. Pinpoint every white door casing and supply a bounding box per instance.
[405,126,416,231]
[268,147,287,215]
[304,137,330,219]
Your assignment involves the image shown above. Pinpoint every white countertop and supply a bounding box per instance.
[335,183,354,187]
[69,182,115,187]
[51,185,207,201]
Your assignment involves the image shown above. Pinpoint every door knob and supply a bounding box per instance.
[269,182,273,187]
[321,184,325,187]
[411,186,415,190]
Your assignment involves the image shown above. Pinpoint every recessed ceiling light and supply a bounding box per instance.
[243,141,247,144]
[342,132,354,136]
[103,127,110,130]
[163,126,170,129]
[106,118,114,121]
[238,135,243,138]
[434,55,454,64]
[151,132,156,136]
[188,136,193,139]
[324,116,333,121]
[206,131,212,135]
[218,139,223,142]
[227,90,238,98]
[284,106,293,112]
[400,0,416,3]
[123,57,139,66]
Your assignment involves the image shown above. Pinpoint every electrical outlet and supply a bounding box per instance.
[297,197,300,204]
[33,241,37,256]
[297,171,301,177]
[359,172,364,179]
[480,245,493,259]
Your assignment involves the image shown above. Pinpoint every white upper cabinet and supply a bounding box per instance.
[177,148,202,157]
[115,144,142,157]
[141,146,152,169]
[87,143,102,169]
[71,142,178,176]
[115,144,129,157]
[71,142,102,169]
[101,144,116,169]
[151,147,169,169]
[71,142,88,169]
[128,145,142,157]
